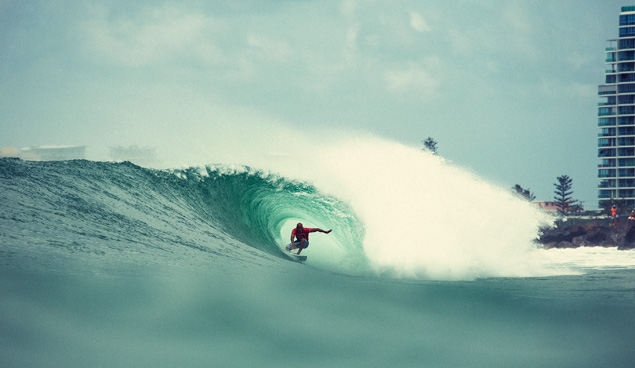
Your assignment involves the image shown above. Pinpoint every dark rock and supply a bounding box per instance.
[539,225,587,244]
[557,241,576,249]
[541,242,558,250]
[536,220,635,250]
[584,227,607,244]
[623,223,635,246]
[572,236,588,247]
[599,238,618,248]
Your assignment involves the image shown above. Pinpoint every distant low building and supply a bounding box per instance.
[535,201,560,212]
[20,145,86,161]
[0,147,20,158]
[535,200,584,214]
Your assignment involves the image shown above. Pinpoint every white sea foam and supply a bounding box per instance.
[310,137,555,280]
[537,246,635,271]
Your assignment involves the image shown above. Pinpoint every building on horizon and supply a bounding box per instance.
[534,201,560,213]
[598,6,635,208]
[19,145,86,161]
[534,200,584,215]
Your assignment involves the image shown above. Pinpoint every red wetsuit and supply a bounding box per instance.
[292,227,316,242]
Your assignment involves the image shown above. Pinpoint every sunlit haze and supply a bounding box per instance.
[0,1,627,209]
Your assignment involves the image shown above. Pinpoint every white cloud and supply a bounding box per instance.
[409,11,430,33]
[501,4,532,34]
[246,33,292,62]
[80,5,224,67]
[340,0,357,17]
[566,51,593,70]
[343,23,360,64]
[384,62,440,98]
[446,3,542,63]
[500,3,542,61]
[540,78,595,99]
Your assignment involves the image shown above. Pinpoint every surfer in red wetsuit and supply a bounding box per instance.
[288,222,332,255]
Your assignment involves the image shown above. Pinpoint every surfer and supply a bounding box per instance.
[287,223,332,255]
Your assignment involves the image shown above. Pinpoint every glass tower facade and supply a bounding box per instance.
[598,6,635,208]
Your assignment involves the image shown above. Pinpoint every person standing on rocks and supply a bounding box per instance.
[611,205,619,227]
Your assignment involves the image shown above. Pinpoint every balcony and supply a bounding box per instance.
[619,64,635,72]
[599,192,615,199]
[599,180,617,188]
[619,189,635,197]
[598,149,616,157]
[599,85,617,95]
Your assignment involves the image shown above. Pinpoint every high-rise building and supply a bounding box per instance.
[598,6,635,208]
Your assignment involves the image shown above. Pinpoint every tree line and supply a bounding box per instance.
[421,137,586,216]
[513,175,582,215]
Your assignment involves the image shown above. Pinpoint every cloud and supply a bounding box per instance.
[501,4,532,34]
[80,5,224,67]
[409,11,430,33]
[246,33,292,62]
[499,3,542,61]
[339,0,357,17]
[540,78,595,100]
[342,22,360,64]
[384,61,440,98]
[446,3,543,63]
[566,51,594,70]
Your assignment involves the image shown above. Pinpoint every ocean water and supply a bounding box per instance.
[2,150,635,367]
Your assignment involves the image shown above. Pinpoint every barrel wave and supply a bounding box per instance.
[0,157,365,273]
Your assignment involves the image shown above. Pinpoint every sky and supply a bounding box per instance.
[0,0,629,210]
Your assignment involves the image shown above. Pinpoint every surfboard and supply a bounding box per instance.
[283,246,307,262]
[290,254,307,262]
[284,242,307,262]
[284,251,307,262]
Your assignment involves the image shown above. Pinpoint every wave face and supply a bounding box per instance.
[1,135,555,280]
[0,157,364,273]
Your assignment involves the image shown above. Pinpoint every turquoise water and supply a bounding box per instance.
[1,158,635,367]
